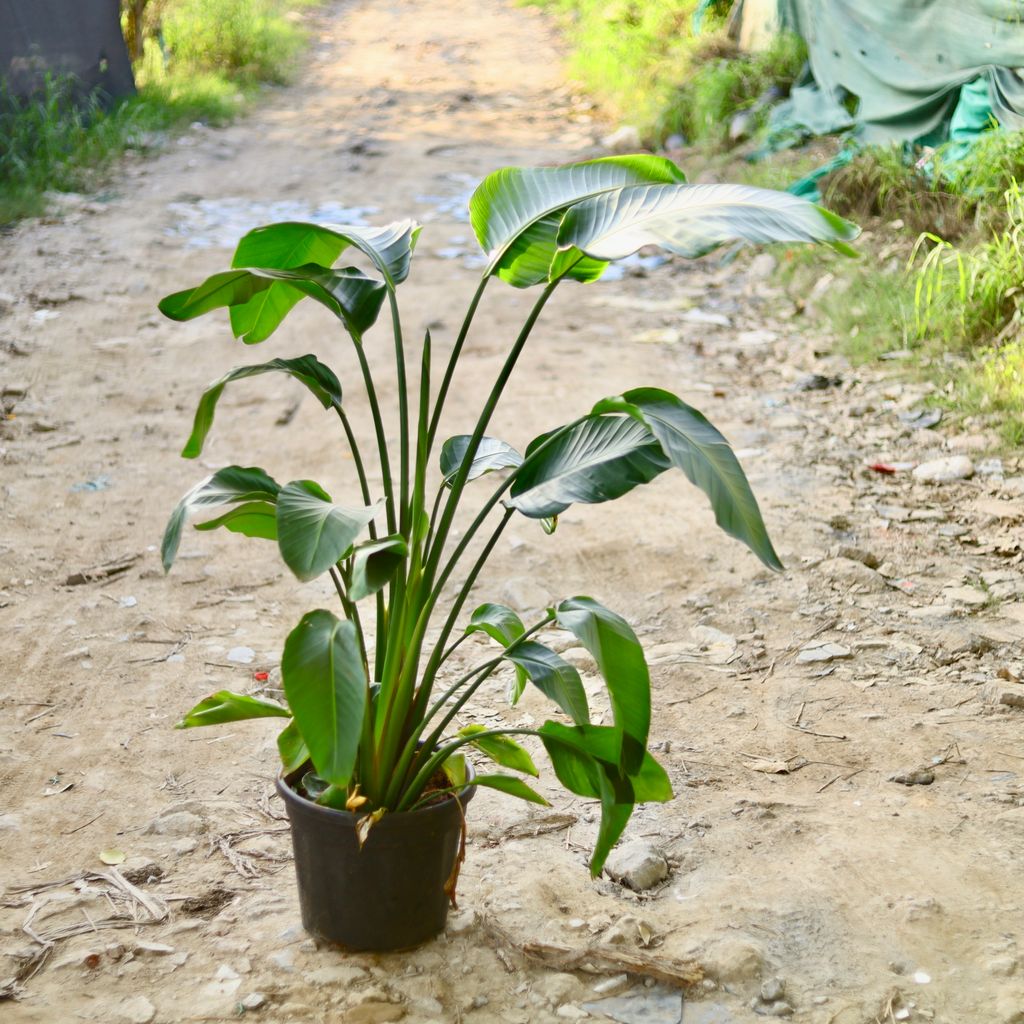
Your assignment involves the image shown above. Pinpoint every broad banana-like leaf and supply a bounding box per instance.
[348,534,407,601]
[183,355,342,458]
[538,721,672,875]
[466,603,525,647]
[469,155,687,287]
[233,219,421,286]
[281,610,367,787]
[593,388,781,571]
[473,774,549,805]
[176,690,290,728]
[557,182,859,262]
[503,640,589,724]
[277,719,309,775]
[276,480,380,582]
[440,435,523,485]
[509,415,670,519]
[162,465,280,571]
[194,500,278,541]
[159,264,386,343]
[555,597,649,772]
[457,724,539,776]
[227,219,420,339]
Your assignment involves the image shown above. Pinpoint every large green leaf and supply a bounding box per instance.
[466,603,526,647]
[276,480,379,582]
[469,155,688,287]
[457,724,539,776]
[440,435,523,485]
[159,265,386,343]
[503,641,590,725]
[509,415,670,519]
[538,721,672,875]
[557,182,859,262]
[277,719,310,775]
[281,610,367,787]
[594,388,782,571]
[348,534,407,601]
[473,774,549,805]
[555,597,649,772]
[233,219,421,287]
[176,690,290,728]
[194,501,278,541]
[162,465,280,571]
[183,355,342,459]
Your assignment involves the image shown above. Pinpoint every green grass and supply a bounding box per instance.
[0,0,316,225]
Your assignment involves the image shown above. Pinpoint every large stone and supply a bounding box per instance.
[913,456,974,483]
[603,840,669,891]
[145,811,205,836]
[704,938,766,984]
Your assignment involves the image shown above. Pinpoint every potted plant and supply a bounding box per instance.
[159,155,856,951]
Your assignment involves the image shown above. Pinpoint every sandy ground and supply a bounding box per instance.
[2,2,1024,1022]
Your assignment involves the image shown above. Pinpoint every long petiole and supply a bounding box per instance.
[395,728,539,812]
[330,566,368,677]
[353,343,397,537]
[426,275,490,452]
[387,289,411,536]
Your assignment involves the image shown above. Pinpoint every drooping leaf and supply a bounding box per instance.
[301,769,330,801]
[457,724,539,776]
[194,501,278,540]
[557,182,860,263]
[182,355,342,458]
[509,415,670,519]
[176,690,290,728]
[233,219,421,287]
[469,155,688,287]
[472,774,549,805]
[593,388,782,570]
[539,721,673,802]
[440,435,523,485]
[276,480,379,582]
[281,610,367,787]
[348,534,407,601]
[159,265,387,343]
[466,603,526,647]
[162,465,280,571]
[555,597,650,773]
[503,641,589,725]
[277,719,309,775]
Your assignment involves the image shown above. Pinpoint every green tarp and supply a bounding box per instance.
[772,0,1024,145]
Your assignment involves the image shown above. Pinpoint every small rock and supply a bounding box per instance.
[601,125,642,153]
[240,992,266,1010]
[555,1005,588,1020]
[762,1002,794,1018]
[836,546,881,569]
[268,949,295,972]
[760,978,785,1002]
[591,974,630,996]
[797,641,852,663]
[889,769,935,786]
[146,811,205,836]
[819,557,887,592]
[0,814,20,832]
[603,840,669,891]
[986,686,1024,710]
[227,646,256,664]
[172,838,199,855]
[307,965,368,986]
[345,1003,405,1024]
[705,937,765,983]
[747,253,777,280]
[986,956,1019,977]
[119,996,156,1024]
[913,456,974,483]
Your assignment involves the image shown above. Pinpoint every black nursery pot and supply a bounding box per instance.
[276,764,476,951]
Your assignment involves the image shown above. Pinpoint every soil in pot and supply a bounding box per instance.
[277,763,476,951]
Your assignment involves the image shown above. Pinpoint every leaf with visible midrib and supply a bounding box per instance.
[557,182,860,262]
[281,610,367,787]
[276,480,379,582]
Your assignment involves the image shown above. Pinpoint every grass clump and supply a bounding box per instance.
[0,0,317,225]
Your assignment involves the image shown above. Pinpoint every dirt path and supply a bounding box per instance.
[2,2,1024,1022]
